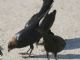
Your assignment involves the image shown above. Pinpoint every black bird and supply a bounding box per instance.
[38,0,54,16]
[8,9,56,56]
[8,0,54,56]
[8,29,41,56]
[38,30,66,60]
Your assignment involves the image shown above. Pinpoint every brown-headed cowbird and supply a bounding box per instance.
[36,10,57,45]
[8,9,56,56]
[8,29,41,56]
[8,0,54,57]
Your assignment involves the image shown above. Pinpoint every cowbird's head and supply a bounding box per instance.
[8,36,17,52]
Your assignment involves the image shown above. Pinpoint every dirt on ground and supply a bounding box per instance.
[0,0,80,60]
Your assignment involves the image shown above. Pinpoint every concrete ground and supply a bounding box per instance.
[0,0,80,60]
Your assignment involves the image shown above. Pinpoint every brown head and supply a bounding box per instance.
[8,36,17,52]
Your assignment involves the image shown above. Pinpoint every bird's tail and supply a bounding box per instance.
[38,10,57,31]
[38,0,54,16]
[25,0,54,30]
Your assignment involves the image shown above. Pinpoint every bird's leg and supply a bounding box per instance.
[26,48,31,54]
[46,52,49,60]
[53,52,57,60]
[28,44,34,57]
[36,40,39,48]
[29,49,32,57]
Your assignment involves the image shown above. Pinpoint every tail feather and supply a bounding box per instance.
[25,0,54,30]
[39,0,54,15]
[38,10,57,31]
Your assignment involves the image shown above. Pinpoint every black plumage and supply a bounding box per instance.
[25,0,54,30]
[39,30,66,60]
[8,29,41,56]
[8,9,56,56]
[38,10,56,31]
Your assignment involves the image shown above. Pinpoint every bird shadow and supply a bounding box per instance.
[64,38,80,50]
[21,54,80,59]
[19,52,30,55]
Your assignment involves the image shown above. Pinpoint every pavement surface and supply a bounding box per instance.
[0,0,80,60]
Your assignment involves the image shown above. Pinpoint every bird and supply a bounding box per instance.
[8,9,56,57]
[38,30,66,60]
[8,9,56,56]
[8,0,54,57]
[8,29,42,56]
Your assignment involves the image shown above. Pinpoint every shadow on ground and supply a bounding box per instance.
[21,54,80,59]
[65,38,80,50]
